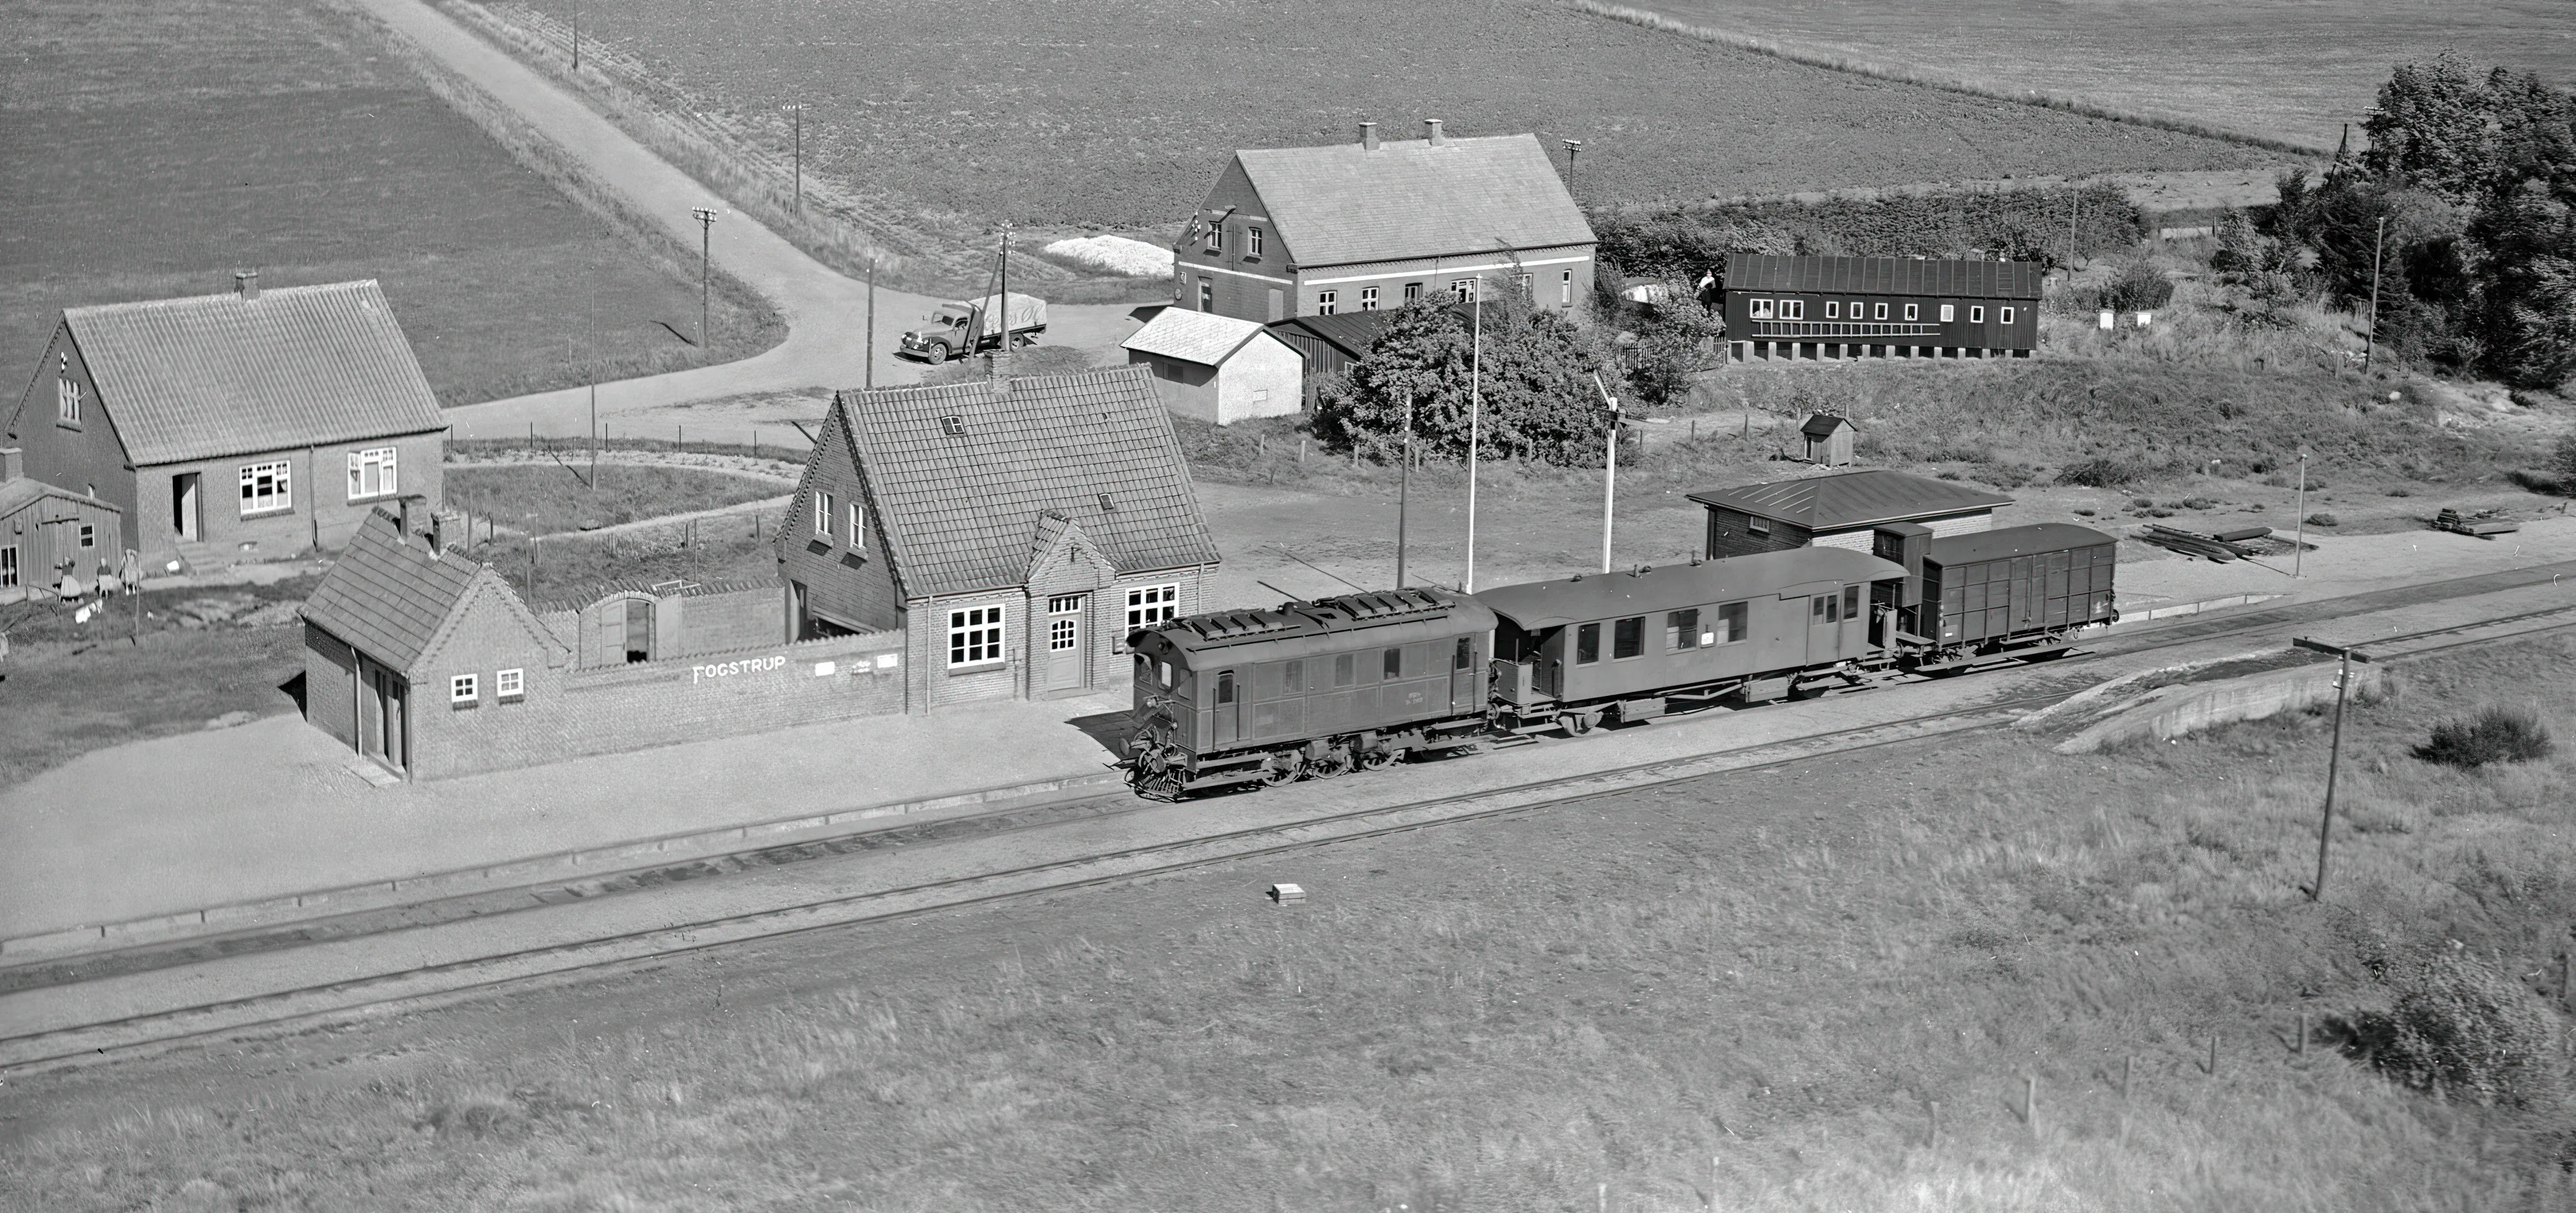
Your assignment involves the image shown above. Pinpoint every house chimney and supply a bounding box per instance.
[395,496,415,542]
[0,448,20,482]
[1359,121,1380,151]
[1423,118,1446,146]
[234,270,260,302]
[427,511,445,554]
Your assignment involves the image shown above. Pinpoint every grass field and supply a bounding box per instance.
[444,462,789,536]
[482,0,2278,242]
[0,0,780,406]
[11,629,2572,1208]
[1602,0,2575,154]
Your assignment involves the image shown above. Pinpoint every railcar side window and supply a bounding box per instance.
[1813,594,1838,623]
[1383,647,1403,679]
[1454,637,1472,670]
[1575,623,1601,665]
[1283,660,1303,693]
[1716,601,1748,643]
[1333,653,1355,687]
[1843,585,1861,619]
[1613,616,1645,659]
[1217,672,1236,703]
[1666,609,1700,651]
[1161,661,1173,687]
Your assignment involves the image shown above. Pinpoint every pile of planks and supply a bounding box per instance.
[2134,524,2272,561]
[2435,508,2521,538]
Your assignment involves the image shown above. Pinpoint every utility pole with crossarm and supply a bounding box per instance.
[691,208,719,347]
[2291,637,2374,901]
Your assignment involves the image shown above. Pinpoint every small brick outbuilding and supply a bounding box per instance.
[1689,468,2012,559]
[1122,308,1303,424]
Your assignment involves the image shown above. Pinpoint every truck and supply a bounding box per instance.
[898,292,1047,364]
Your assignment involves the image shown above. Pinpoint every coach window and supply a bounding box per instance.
[1612,616,1645,660]
[1283,660,1303,693]
[1383,647,1403,679]
[1813,594,1838,623]
[1748,298,1774,320]
[1715,600,1749,643]
[1665,608,1700,651]
[1575,623,1602,665]
[1333,653,1355,687]
[1843,585,1861,620]
[1824,301,1840,320]
[1217,671,1236,704]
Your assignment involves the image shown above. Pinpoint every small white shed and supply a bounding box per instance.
[1122,309,1303,425]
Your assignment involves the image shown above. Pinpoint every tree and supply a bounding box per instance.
[1312,293,1625,466]
[2466,179,2576,388]
[1624,292,1724,408]
[2209,209,2268,276]
[2362,51,2498,205]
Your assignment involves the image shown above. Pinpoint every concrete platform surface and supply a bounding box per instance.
[0,693,1128,938]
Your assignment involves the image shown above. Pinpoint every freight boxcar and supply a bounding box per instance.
[1477,547,1911,733]
[1899,522,2118,666]
[1126,587,1496,797]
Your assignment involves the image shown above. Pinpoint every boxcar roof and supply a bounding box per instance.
[1686,468,2013,531]
[1145,586,1497,665]
[1926,522,2118,566]
[1474,548,1906,630]
[1724,254,2045,300]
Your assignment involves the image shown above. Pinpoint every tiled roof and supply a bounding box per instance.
[836,366,1223,598]
[1235,133,1594,268]
[59,281,447,466]
[0,478,115,520]
[1724,254,2045,300]
[1122,309,1272,366]
[1686,469,2013,532]
[300,507,479,672]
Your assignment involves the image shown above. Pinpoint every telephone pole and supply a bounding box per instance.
[1395,395,1414,589]
[2363,214,2387,372]
[1562,138,1583,197]
[1594,372,1620,572]
[691,207,719,346]
[787,104,804,215]
[865,256,878,390]
[570,0,580,71]
[2291,637,2374,901]
[1464,290,1483,592]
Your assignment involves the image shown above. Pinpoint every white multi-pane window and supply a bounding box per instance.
[57,377,82,425]
[1204,225,1222,254]
[847,500,866,547]
[239,461,292,515]
[1403,282,1422,302]
[1359,286,1378,310]
[346,447,397,501]
[78,524,94,550]
[1969,306,1985,324]
[497,668,525,699]
[1561,269,1573,305]
[2001,306,2015,324]
[450,673,478,703]
[0,545,16,588]
[1450,278,1479,301]
[815,490,834,536]
[1247,227,1263,257]
[1780,300,1806,320]
[1825,302,1841,320]
[1126,584,1180,631]
[1317,290,1337,315]
[1905,303,1920,321]
[1939,304,1956,322]
[948,604,1005,667]
[1748,298,1775,319]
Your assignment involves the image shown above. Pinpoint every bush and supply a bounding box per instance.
[2101,260,2178,314]
[2415,706,2555,768]
[2345,950,2563,1107]
[2057,456,2148,487]
[2305,512,2340,526]
[2550,434,2576,490]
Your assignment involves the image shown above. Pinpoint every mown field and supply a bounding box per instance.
[1606,0,2575,153]
[0,0,778,406]
[11,633,2573,1208]
[487,0,2278,234]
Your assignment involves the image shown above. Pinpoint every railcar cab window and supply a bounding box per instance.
[1747,298,1775,320]
[1575,623,1601,665]
[1383,647,1403,679]
[1454,636,1473,670]
[1282,660,1304,693]
[1715,600,1749,643]
[1813,593,1839,623]
[1665,608,1700,651]
[1613,616,1646,659]
[1843,584,1861,619]
[1217,671,1236,703]
[1333,653,1355,687]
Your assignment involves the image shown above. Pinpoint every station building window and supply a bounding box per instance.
[1318,290,1337,315]
[948,604,1005,667]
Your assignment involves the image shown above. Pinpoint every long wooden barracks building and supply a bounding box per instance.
[1723,254,2043,363]
[1177,121,1596,324]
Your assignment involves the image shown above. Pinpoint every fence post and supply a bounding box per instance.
[2025,1075,2039,1138]
[1927,1100,1939,1150]
[2208,1035,2219,1077]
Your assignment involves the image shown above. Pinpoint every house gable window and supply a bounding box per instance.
[1204,225,1223,254]
[1247,227,1263,258]
[497,668,525,699]
[239,461,292,516]
[847,500,867,547]
[450,673,478,705]
[948,604,1005,668]
[815,490,834,537]
[346,448,397,501]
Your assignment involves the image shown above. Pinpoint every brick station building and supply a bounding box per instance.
[1690,468,2012,559]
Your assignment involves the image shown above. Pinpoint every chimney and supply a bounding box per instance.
[0,448,20,482]
[427,511,445,554]
[1359,121,1380,151]
[1423,118,1446,146]
[395,495,415,542]
[234,270,260,302]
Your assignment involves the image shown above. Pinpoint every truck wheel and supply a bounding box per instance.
[922,344,948,365]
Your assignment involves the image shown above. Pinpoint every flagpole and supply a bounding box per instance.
[1465,290,1482,592]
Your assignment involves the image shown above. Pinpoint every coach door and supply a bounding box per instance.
[1211,670,1240,746]
[1807,586,1847,663]
[1044,594,1086,693]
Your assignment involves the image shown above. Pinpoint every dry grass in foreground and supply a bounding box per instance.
[11,641,2576,1209]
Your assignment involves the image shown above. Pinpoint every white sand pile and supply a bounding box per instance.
[1044,235,1174,278]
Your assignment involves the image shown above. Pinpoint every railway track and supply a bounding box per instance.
[7,565,2575,1074]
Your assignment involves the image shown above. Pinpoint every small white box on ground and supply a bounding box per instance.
[2098,310,2114,330]
[813,661,837,677]
[1267,883,1306,905]
[875,653,900,670]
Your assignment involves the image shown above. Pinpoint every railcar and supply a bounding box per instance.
[1125,587,1496,798]
[1478,547,1911,735]
[1872,522,2119,669]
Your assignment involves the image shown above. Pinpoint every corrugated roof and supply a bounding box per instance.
[1476,548,1908,629]
[1686,470,2015,532]
[1724,254,2045,300]
[59,280,447,466]
[1235,133,1595,268]
[1267,311,1399,360]
[300,507,479,671]
[1925,522,2117,566]
[836,366,1223,599]
[1122,309,1272,366]
[0,478,117,520]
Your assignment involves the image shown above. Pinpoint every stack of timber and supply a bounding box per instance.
[2134,524,2271,561]
[2435,508,2521,538]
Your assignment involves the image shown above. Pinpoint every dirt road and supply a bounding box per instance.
[347,0,1150,442]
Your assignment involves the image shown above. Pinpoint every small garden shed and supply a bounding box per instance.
[1123,309,1303,424]
[1801,413,1857,466]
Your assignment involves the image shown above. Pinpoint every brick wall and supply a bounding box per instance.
[1704,508,1811,559]
[562,586,787,669]
[302,623,360,749]
[136,429,444,564]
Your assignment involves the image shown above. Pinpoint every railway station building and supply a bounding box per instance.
[3,276,447,573]
[1176,121,1594,324]
[1721,254,2043,363]
[779,365,1223,709]
[1689,468,2012,559]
